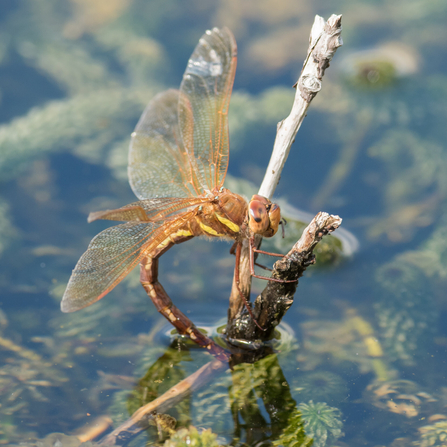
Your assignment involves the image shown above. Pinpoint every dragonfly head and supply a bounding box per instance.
[248,195,281,238]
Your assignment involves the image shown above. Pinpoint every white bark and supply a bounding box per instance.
[258,14,343,199]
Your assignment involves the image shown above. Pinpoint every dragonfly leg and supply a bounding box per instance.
[232,241,271,271]
[249,237,297,283]
[234,242,265,331]
[140,255,229,361]
[253,248,285,257]
[229,241,238,255]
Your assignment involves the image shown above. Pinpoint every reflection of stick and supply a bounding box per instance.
[229,15,343,324]
[75,416,113,443]
[228,212,342,341]
[97,359,227,446]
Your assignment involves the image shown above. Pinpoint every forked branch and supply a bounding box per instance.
[228,14,343,328]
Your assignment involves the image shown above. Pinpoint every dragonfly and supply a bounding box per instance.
[61,27,290,356]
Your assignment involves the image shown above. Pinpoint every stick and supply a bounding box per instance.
[228,14,343,330]
[259,14,343,199]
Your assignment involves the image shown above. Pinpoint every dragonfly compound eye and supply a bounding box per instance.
[267,203,281,237]
[248,195,270,235]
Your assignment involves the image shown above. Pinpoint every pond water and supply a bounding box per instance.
[1,1,447,446]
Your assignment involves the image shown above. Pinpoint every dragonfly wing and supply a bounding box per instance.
[61,209,198,312]
[88,197,211,223]
[179,27,237,192]
[61,221,160,312]
[129,89,197,200]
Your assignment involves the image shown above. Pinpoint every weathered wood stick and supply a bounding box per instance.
[229,14,343,327]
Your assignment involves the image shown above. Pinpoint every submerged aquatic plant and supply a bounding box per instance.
[163,426,221,447]
[341,42,419,90]
[273,407,312,447]
[8,432,94,447]
[300,306,396,381]
[374,254,437,365]
[0,198,16,258]
[0,352,69,443]
[418,420,447,447]
[0,88,150,181]
[422,224,447,279]
[192,374,232,432]
[367,129,446,242]
[292,371,348,405]
[364,379,437,419]
[297,401,343,447]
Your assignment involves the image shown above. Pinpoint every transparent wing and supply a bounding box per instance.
[88,197,211,223]
[61,212,195,312]
[61,222,158,312]
[179,27,237,192]
[128,89,198,200]
[128,28,237,199]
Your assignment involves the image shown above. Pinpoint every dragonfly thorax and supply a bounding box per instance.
[216,189,248,229]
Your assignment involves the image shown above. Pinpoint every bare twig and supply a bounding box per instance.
[259,14,343,199]
[228,14,343,332]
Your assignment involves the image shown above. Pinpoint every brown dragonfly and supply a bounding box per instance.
[61,28,289,356]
